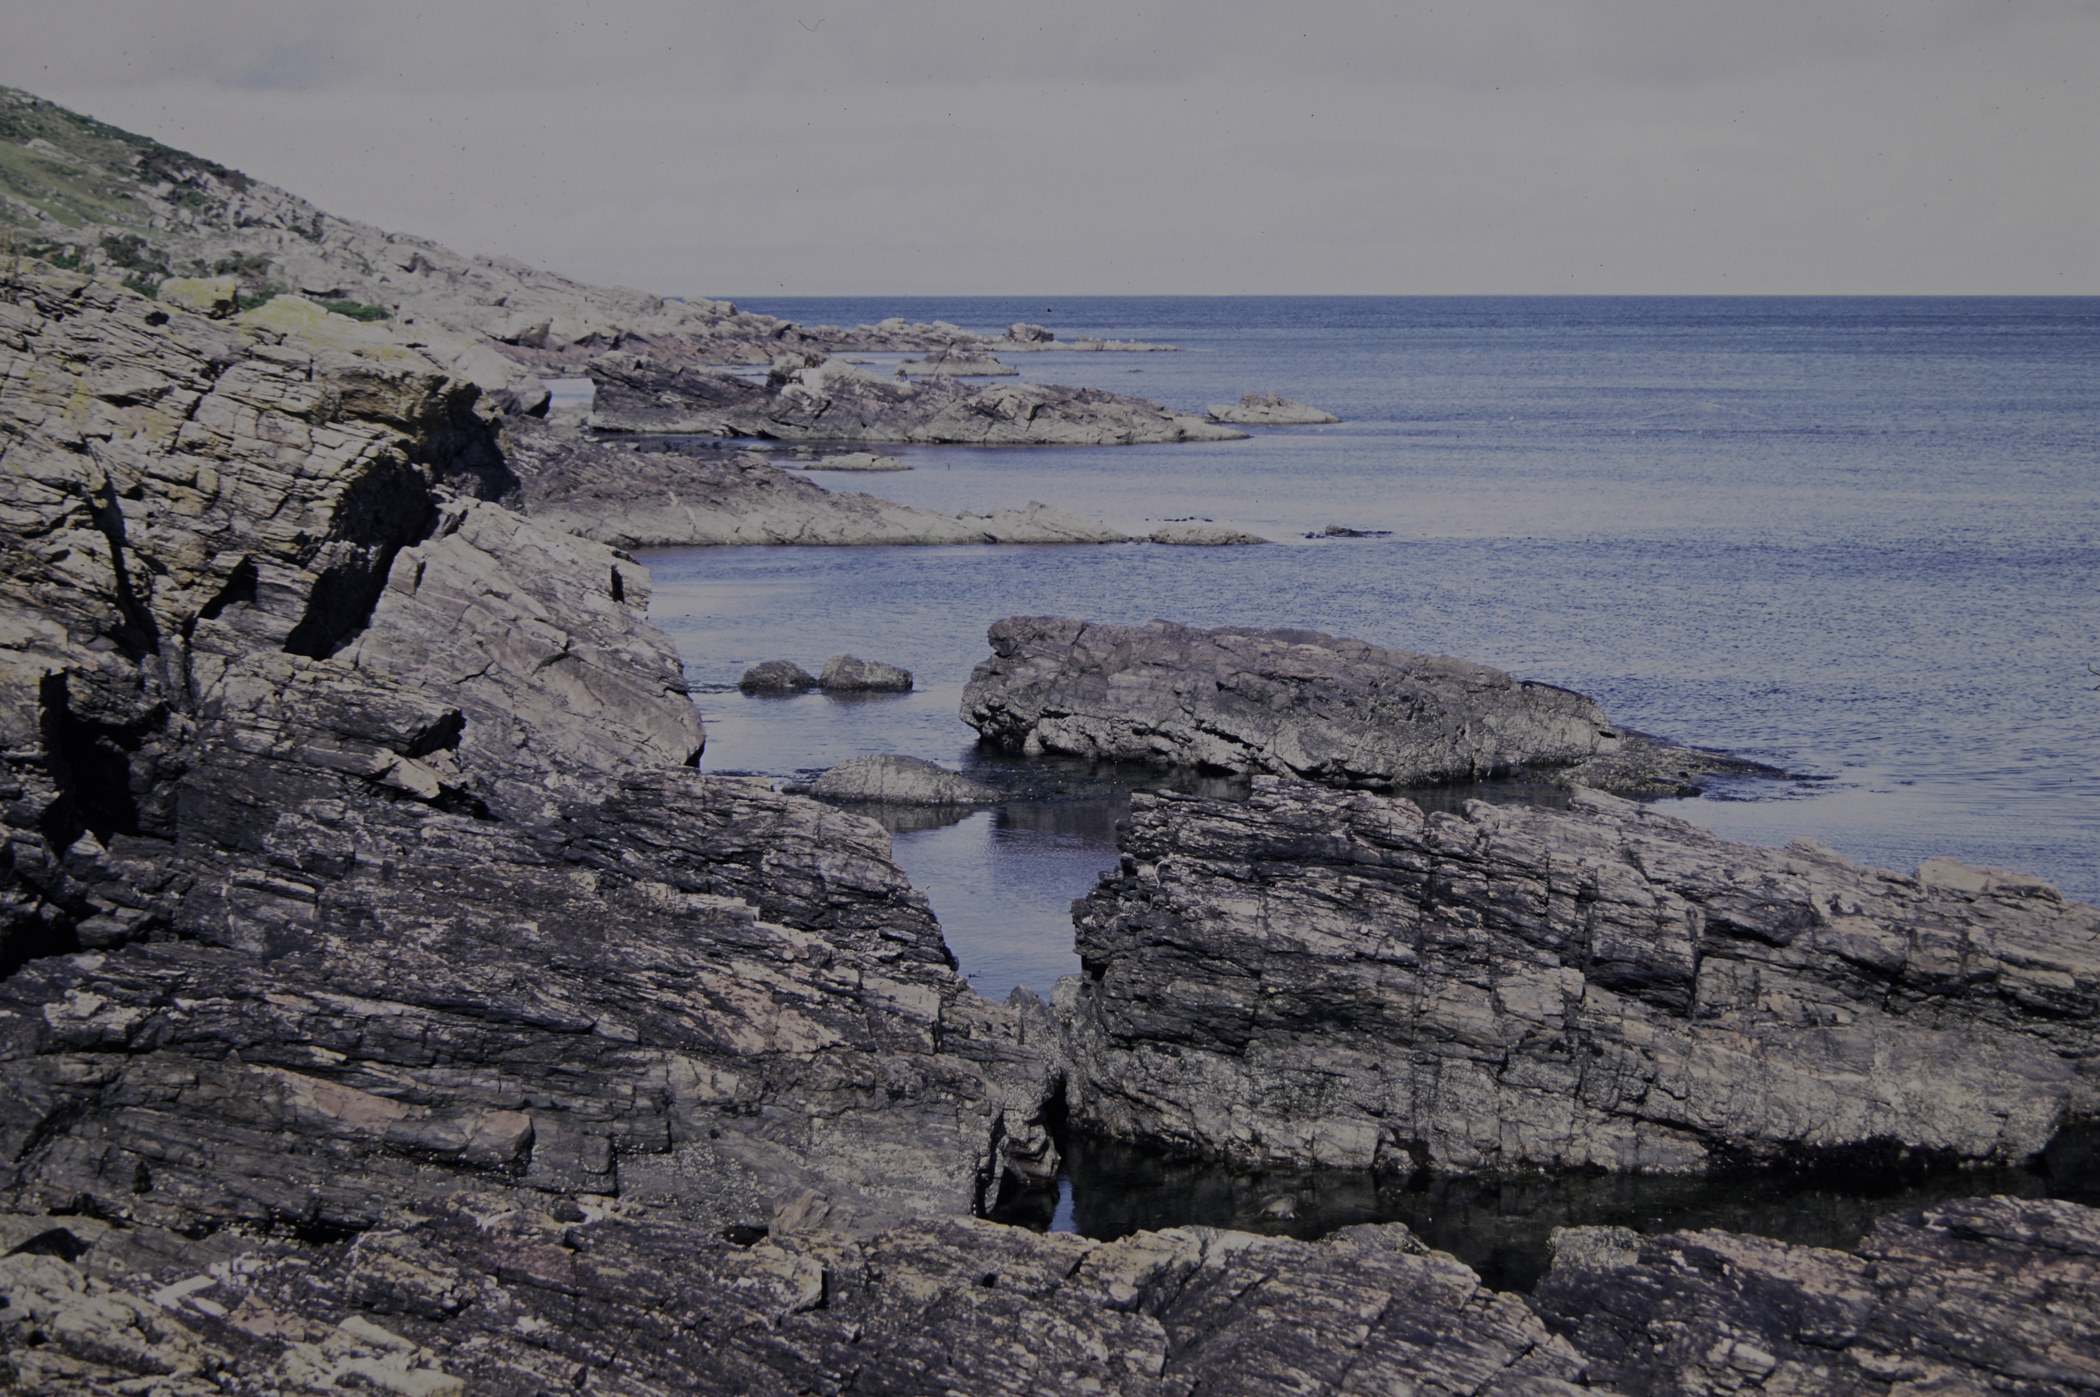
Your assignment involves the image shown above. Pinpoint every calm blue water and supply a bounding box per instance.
[645,297,2099,1003]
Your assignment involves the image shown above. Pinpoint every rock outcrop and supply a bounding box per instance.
[961,618,1626,788]
[819,655,912,693]
[498,424,1134,547]
[960,617,1775,797]
[1534,1195,2100,1394]
[1208,392,1341,425]
[585,352,1247,446]
[1057,776,2099,1174]
[811,755,1003,806]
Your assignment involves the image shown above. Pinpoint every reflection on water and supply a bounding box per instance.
[991,1129,2100,1293]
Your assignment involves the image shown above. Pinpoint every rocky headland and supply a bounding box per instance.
[959,616,1771,796]
[0,88,1234,455]
[5,88,2100,1397]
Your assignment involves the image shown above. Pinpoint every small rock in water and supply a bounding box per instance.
[811,754,1002,805]
[738,659,819,692]
[1207,391,1341,425]
[1316,523,1393,538]
[820,654,913,692]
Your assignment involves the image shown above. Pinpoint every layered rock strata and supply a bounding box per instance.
[1058,777,2098,1174]
[0,1211,1601,1396]
[0,264,1056,1254]
[1534,1196,2100,1394]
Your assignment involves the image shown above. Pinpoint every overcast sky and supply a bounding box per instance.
[5,1,2094,297]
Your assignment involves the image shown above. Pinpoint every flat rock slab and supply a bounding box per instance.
[1057,776,2100,1174]
[960,617,1622,788]
[812,755,1003,805]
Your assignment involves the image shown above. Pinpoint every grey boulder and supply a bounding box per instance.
[822,654,914,692]
[739,659,820,692]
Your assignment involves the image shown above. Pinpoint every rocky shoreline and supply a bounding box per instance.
[4,86,2098,1396]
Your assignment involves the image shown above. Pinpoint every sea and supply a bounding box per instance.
[637,296,2099,1284]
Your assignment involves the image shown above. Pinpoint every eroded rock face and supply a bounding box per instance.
[1534,1196,2100,1394]
[961,618,1624,788]
[1058,777,2098,1174]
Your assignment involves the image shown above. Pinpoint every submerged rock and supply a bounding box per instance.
[802,450,909,470]
[960,617,1623,788]
[899,353,1019,376]
[1058,776,2099,1174]
[739,659,820,692]
[812,755,1003,805]
[821,654,913,692]
[1208,391,1341,424]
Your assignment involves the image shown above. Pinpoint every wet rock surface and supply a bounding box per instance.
[811,755,1004,806]
[1059,776,2099,1174]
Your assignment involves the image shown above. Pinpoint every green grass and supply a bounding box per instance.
[317,298,390,322]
